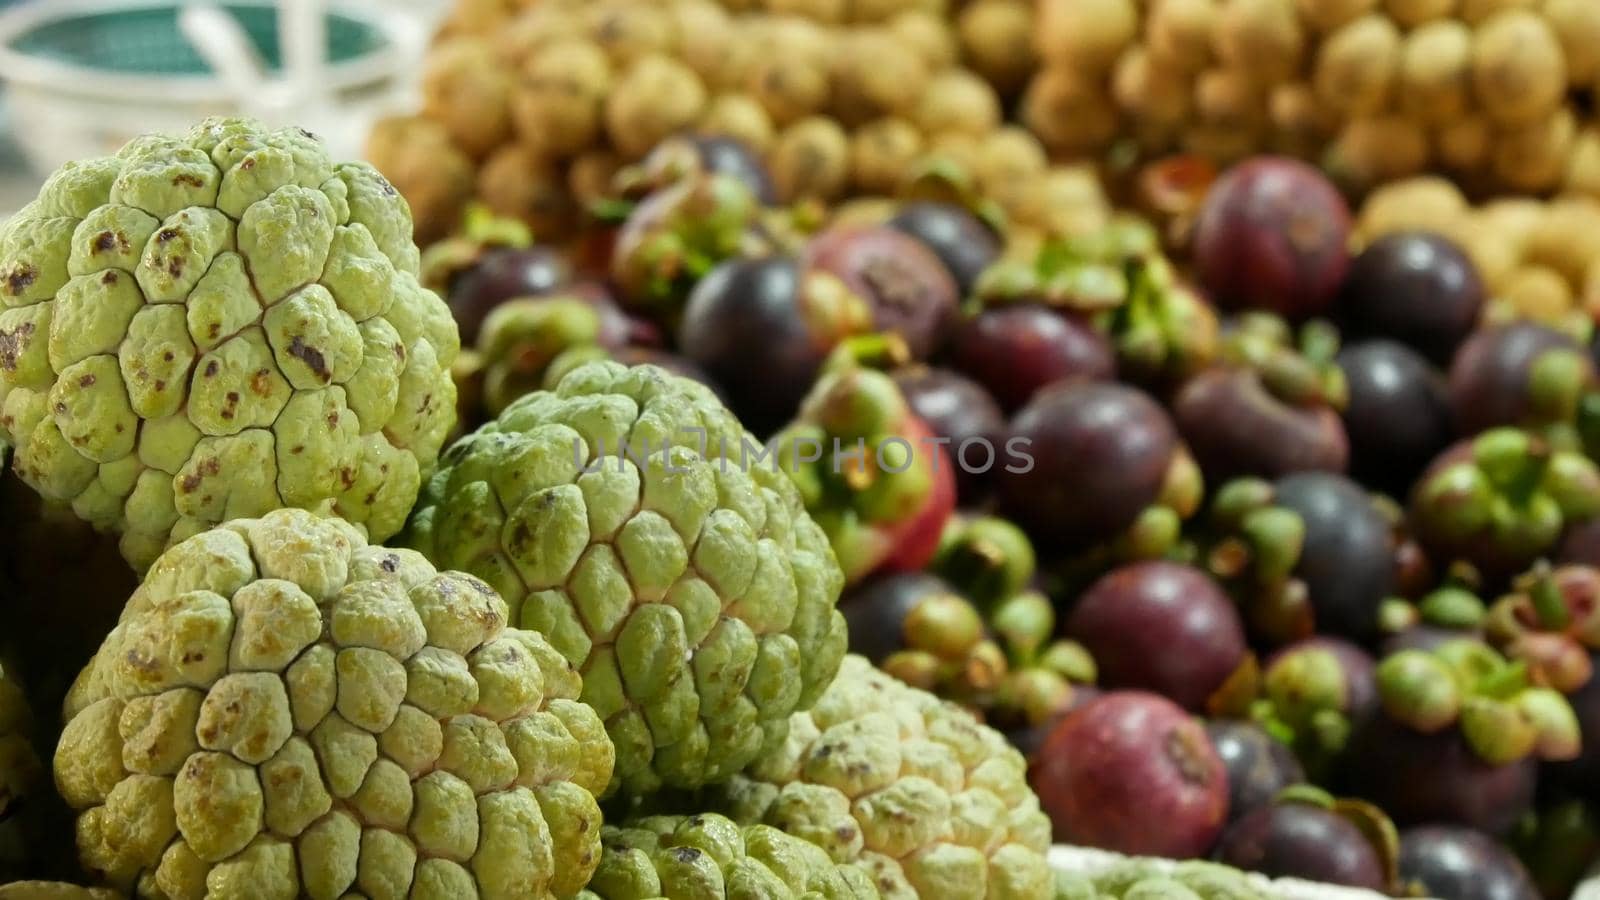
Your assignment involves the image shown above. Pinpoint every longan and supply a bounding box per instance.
[1114,48,1194,130]
[1543,0,1600,86]
[511,39,611,158]
[1500,265,1574,324]
[1195,68,1267,131]
[915,69,1003,136]
[770,115,852,202]
[585,0,674,66]
[1563,127,1600,198]
[604,54,708,159]
[1294,0,1375,33]
[831,29,929,124]
[1037,0,1139,72]
[1491,108,1577,192]
[958,0,1037,94]
[1437,115,1494,172]
[850,118,925,194]
[1038,165,1114,237]
[973,127,1050,192]
[888,9,958,69]
[1213,0,1305,81]
[1326,116,1430,190]
[1147,0,1217,72]
[765,0,847,22]
[1383,0,1458,28]
[568,150,624,208]
[1472,10,1567,126]
[1314,14,1402,116]
[1023,67,1121,156]
[671,0,738,84]
[700,94,778,154]
[747,47,832,126]
[364,115,476,245]
[1396,20,1472,125]
[1355,175,1467,241]
[1524,197,1600,286]
[422,39,513,159]
[478,143,578,236]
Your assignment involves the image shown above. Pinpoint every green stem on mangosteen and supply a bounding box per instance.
[1474,429,1551,508]
[1528,349,1589,424]
[1419,586,1488,630]
[1241,507,1305,584]
[1523,564,1574,631]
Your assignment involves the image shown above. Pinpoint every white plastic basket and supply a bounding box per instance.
[0,0,427,173]
[1048,845,1413,899]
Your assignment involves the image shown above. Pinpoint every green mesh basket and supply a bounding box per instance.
[6,3,386,75]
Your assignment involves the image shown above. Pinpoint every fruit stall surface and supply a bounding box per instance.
[3,1,1600,899]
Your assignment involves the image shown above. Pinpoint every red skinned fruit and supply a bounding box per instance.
[1033,692,1229,858]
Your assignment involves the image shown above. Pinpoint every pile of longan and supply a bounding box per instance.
[1026,0,1600,197]
[367,0,1109,249]
[1359,176,1600,336]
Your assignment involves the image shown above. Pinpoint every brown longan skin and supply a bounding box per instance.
[1023,67,1121,156]
[604,55,708,160]
[1037,0,1139,72]
[959,0,1039,95]
[700,94,778,154]
[1396,20,1473,125]
[914,70,1002,137]
[510,39,611,159]
[477,144,577,237]
[1148,0,1218,72]
[771,116,852,203]
[1314,14,1402,117]
[849,118,924,195]
[890,9,958,70]
[363,116,476,246]
[1213,0,1307,81]
[746,47,832,127]
[421,40,513,160]
[830,30,929,126]
[1492,109,1577,192]
[1472,10,1566,127]
[1114,48,1194,131]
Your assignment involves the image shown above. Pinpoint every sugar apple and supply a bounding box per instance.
[580,812,880,899]
[53,508,612,899]
[704,655,1054,900]
[0,117,459,572]
[0,885,118,900]
[1055,860,1272,900]
[405,360,848,794]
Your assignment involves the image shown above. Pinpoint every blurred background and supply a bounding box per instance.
[0,0,446,216]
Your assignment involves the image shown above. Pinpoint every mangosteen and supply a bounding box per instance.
[1397,826,1539,900]
[1337,339,1455,496]
[997,381,1180,553]
[1032,692,1230,859]
[448,245,574,344]
[801,224,960,360]
[1175,367,1349,480]
[1339,232,1485,365]
[1214,793,1392,891]
[1191,156,1352,320]
[951,305,1116,411]
[1203,721,1306,824]
[887,201,1002,295]
[1449,322,1594,437]
[1066,561,1247,712]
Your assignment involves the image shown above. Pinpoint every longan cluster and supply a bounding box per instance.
[368,0,1109,250]
[1359,177,1600,337]
[1027,0,1600,196]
